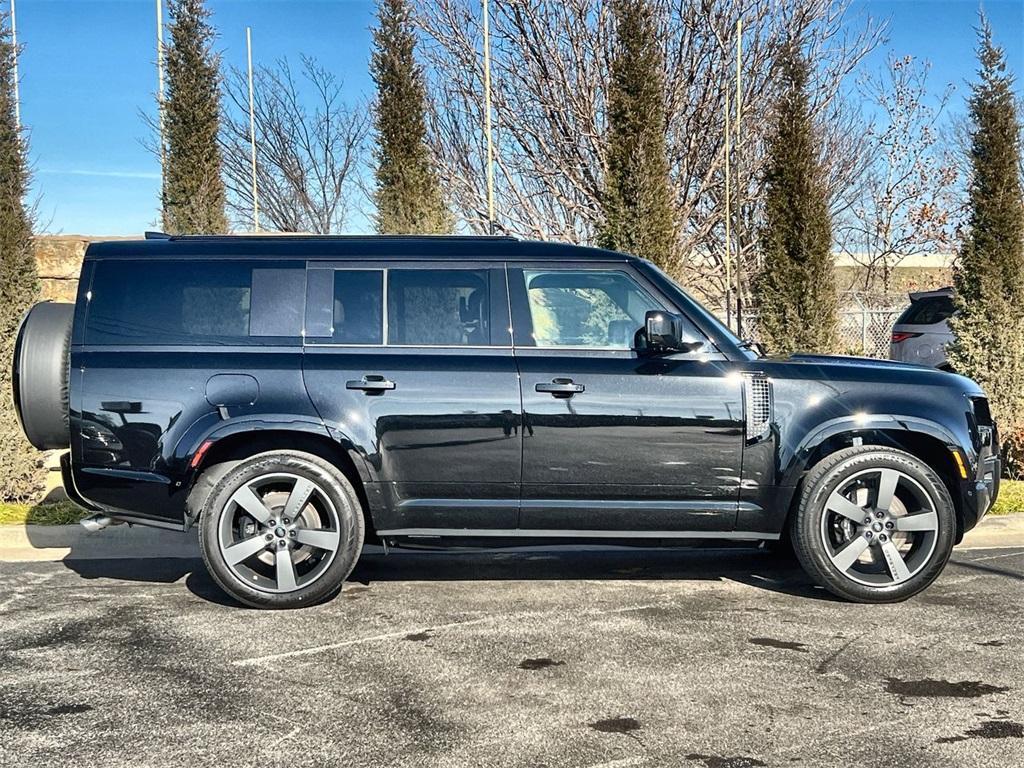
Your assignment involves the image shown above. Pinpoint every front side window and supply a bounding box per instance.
[387,269,490,346]
[521,269,668,348]
[85,260,304,345]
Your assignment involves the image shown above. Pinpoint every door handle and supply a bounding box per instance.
[535,378,584,397]
[346,375,396,395]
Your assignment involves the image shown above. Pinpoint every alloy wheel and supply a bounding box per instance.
[217,473,342,593]
[819,467,939,587]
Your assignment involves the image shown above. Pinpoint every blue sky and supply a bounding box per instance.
[15,0,1024,236]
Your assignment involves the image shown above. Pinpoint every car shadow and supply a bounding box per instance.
[56,544,836,605]
[350,545,836,600]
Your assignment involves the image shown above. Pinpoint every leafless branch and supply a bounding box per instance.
[220,56,369,233]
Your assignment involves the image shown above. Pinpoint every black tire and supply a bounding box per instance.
[198,450,365,609]
[13,302,73,450]
[791,446,955,603]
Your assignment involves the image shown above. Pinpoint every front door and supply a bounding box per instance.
[508,264,745,535]
[302,262,522,534]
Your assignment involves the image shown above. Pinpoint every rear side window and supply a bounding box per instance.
[304,268,384,344]
[897,295,956,326]
[85,260,305,345]
[387,269,490,346]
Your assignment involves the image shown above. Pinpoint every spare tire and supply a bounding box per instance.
[13,302,73,450]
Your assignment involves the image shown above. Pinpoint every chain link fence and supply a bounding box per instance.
[721,294,908,359]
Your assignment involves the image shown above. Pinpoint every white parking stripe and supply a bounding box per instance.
[232,616,492,666]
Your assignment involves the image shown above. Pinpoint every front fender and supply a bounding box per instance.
[780,413,967,488]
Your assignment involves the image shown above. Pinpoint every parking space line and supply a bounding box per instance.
[963,550,1024,563]
[232,616,493,666]
[233,600,673,667]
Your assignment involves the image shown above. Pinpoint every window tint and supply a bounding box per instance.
[387,269,490,346]
[522,269,671,348]
[303,268,384,344]
[897,295,956,326]
[331,270,383,344]
[251,268,306,336]
[85,260,304,345]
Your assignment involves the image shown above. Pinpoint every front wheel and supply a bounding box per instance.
[791,446,956,603]
[198,451,365,609]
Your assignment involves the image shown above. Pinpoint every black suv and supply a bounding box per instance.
[13,235,999,608]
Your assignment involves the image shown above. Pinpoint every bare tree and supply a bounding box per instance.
[221,56,369,233]
[414,0,883,304]
[837,55,959,292]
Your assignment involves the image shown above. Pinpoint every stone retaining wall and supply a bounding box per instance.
[34,235,136,302]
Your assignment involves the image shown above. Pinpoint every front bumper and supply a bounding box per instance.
[972,452,1001,524]
[960,427,1000,536]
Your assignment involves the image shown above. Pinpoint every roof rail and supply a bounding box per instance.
[144,231,171,240]
[164,233,518,242]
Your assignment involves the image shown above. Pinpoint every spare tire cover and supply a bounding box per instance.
[13,302,73,450]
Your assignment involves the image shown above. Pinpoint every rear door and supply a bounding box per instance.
[509,262,744,535]
[302,261,522,534]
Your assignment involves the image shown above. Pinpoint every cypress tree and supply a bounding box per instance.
[597,0,674,269]
[372,0,451,234]
[0,12,41,502]
[948,22,1024,433]
[162,0,227,234]
[755,42,837,355]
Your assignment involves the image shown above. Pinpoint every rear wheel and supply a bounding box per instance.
[198,451,364,609]
[791,446,955,603]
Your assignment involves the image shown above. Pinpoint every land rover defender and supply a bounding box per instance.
[12,235,1000,608]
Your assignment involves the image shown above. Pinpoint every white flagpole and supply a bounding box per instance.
[724,91,732,332]
[482,0,495,234]
[734,17,743,337]
[155,0,163,225]
[246,26,258,232]
[11,0,20,131]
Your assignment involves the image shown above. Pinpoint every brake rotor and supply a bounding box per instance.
[252,490,321,567]
[832,482,912,568]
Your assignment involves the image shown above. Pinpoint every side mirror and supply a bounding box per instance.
[640,310,704,355]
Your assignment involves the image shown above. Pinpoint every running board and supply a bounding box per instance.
[377,528,779,541]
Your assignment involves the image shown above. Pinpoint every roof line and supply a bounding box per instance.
[164,233,519,242]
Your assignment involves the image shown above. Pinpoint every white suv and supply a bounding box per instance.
[889,287,955,370]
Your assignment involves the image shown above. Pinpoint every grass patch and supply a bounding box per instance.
[991,479,1024,516]
[0,500,88,526]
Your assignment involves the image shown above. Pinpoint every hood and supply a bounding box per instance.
[786,354,930,371]
[781,353,984,396]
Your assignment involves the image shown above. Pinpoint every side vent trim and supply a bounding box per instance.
[743,372,772,442]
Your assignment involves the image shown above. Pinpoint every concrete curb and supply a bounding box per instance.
[959,512,1024,549]
[0,524,201,562]
[2,513,1023,563]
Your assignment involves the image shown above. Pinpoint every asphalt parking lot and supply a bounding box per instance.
[1,544,1022,768]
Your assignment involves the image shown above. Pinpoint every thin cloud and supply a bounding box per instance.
[38,168,160,181]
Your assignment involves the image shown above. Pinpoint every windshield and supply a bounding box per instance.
[896,295,955,326]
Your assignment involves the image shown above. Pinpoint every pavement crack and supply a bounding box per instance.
[815,631,868,675]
